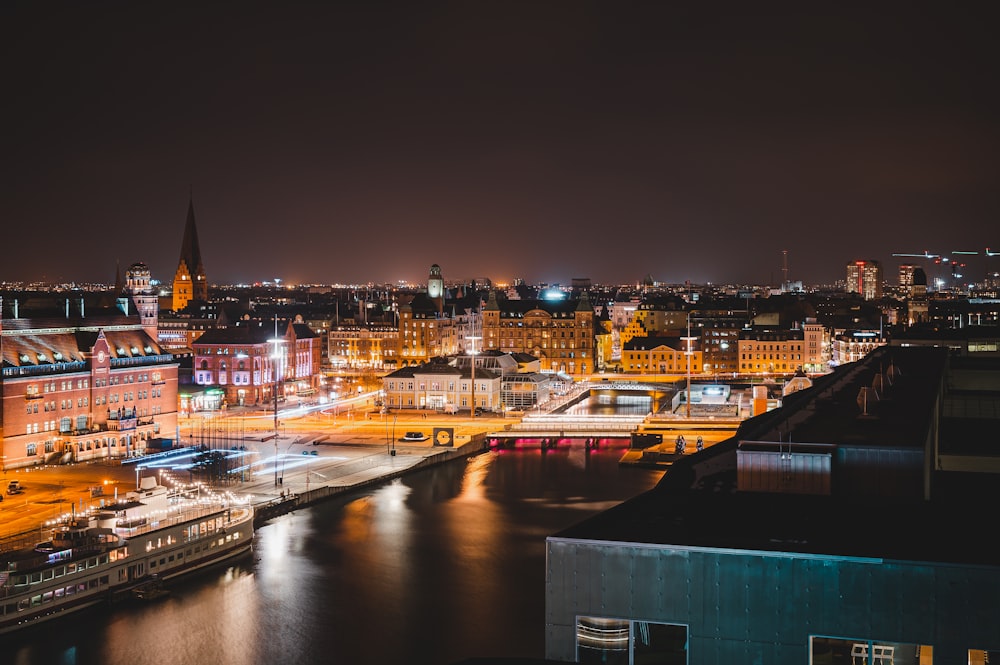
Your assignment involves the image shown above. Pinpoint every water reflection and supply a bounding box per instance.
[563,390,675,416]
[1,443,662,665]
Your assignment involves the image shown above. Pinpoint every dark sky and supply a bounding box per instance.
[4,2,998,288]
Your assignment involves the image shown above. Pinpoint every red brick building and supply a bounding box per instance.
[191,318,321,408]
[1,296,179,469]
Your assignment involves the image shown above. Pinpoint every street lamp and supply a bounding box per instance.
[270,332,285,487]
[682,312,697,420]
[468,332,481,418]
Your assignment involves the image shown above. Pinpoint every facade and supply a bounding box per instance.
[846,259,884,300]
[1,296,179,469]
[619,301,688,346]
[171,198,208,311]
[546,345,1000,664]
[328,322,399,369]
[381,352,551,412]
[481,289,596,376]
[737,326,806,375]
[831,329,888,366]
[397,265,481,367]
[800,317,829,372]
[620,336,703,375]
[381,357,501,412]
[191,319,321,408]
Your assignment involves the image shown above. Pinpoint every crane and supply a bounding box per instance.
[891,250,940,259]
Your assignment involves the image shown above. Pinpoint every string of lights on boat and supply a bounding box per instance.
[42,467,251,530]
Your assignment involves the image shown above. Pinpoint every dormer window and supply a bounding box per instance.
[144,346,153,353]
[19,353,31,363]
[130,346,139,354]
[53,352,63,361]
[36,353,48,362]
[116,348,126,355]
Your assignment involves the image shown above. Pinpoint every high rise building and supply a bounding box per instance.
[172,198,208,311]
[846,259,883,300]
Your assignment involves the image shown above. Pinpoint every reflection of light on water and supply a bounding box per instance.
[378,478,410,510]
[261,517,294,562]
[519,497,630,512]
[564,394,653,416]
[457,452,495,501]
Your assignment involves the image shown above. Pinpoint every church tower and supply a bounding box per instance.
[172,197,208,311]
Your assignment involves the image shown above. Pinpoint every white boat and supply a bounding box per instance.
[0,476,253,635]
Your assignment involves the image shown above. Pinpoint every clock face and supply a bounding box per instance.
[98,350,106,363]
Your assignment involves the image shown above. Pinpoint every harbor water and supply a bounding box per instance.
[1,440,663,665]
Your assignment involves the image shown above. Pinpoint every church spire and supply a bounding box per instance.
[179,197,205,284]
[172,196,208,311]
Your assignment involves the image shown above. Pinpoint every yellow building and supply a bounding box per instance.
[619,301,688,346]
[621,335,702,375]
[738,327,806,375]
[328,323,398,368]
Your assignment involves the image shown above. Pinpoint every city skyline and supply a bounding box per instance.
[5,3,998,287]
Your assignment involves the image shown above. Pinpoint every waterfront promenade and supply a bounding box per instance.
[0,410,505,540]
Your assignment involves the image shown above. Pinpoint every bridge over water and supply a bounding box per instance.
[487,380,746,444]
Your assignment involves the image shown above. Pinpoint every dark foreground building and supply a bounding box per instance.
[546,345,1000,664]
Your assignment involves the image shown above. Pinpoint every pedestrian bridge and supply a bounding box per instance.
[488,413,647,440]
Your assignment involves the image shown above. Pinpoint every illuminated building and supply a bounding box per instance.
[171,198,208,311]
[382,356,501,412]
[397,264,480,366]
[846,259,883,300]
[191,318,321,408]
[0,295,178,469]
[737,326,806,375]
[621,336,702,375]
[328,323,399,369]
[831,329,888,365]
[546,345,1000,664]
[481,289,596,376]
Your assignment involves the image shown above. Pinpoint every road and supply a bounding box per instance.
[0,405,511,542]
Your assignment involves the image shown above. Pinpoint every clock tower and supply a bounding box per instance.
[427,264,444,313]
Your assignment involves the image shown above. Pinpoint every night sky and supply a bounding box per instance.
[4,2,998,287]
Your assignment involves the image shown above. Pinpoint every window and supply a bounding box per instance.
[577,617,687,665]
[811,636,930,664]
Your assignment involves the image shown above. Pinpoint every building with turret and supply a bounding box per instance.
[481,289,596,375]
[0,294,179,469]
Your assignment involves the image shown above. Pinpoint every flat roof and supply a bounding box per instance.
[553,345,1000,569]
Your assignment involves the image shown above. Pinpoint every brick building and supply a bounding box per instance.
[1,295,179,469]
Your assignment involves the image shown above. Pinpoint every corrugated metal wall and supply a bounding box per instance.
[546,539,1000,664]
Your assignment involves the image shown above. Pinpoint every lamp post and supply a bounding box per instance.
[270,331,284,487]
[468,334,481,418]
[682,312,696,420]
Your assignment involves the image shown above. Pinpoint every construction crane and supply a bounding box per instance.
[891,250,940,259]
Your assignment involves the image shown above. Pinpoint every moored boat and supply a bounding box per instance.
[0,475,253,635]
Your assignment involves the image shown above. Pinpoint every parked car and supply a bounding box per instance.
[7,480,24,495]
